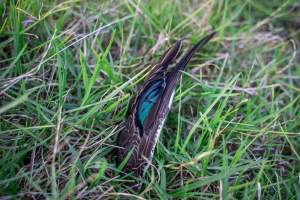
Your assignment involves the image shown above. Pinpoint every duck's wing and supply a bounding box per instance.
[117,33,215,177]
[117,40,183,174]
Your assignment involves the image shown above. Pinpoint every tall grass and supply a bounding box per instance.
[0,0,299,199]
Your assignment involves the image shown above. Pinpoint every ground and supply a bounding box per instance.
[0,0,300,199]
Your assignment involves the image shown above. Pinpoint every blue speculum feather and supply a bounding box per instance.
[136,80,164,135]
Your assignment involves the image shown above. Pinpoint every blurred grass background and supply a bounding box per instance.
[0,0,300,199]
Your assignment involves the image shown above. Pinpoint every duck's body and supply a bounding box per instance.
[117,33,215,177]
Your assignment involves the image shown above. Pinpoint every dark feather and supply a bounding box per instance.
[117,32,215,178]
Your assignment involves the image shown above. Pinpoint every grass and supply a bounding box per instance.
[0,0,300,199]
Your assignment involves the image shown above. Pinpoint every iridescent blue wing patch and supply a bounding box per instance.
[136,79,164,136]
